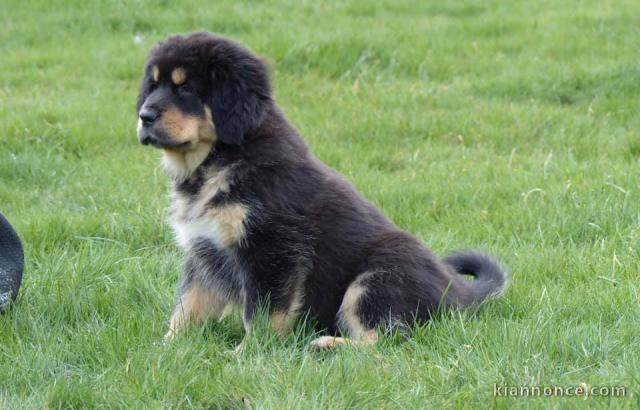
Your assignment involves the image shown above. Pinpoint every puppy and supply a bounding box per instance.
[136,32,507,349]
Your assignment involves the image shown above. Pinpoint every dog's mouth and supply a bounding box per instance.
[142,135,192,150]
[138,126,193,151]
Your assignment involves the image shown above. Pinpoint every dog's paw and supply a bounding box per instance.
[309,336,349,350]
[224,340,246,355]
[163,329,177,344]
[234,341,246,354]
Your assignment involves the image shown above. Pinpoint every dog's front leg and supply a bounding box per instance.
[164,281,227,341]
[164,253,230,341]
[232,283,262,353]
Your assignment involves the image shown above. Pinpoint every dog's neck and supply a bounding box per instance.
[161,141,213,183]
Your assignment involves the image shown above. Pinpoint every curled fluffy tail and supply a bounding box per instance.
[444,251,508,306]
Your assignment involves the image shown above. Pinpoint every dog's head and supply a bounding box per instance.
[136,33,271,152]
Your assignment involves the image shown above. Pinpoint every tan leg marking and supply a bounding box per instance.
[164,283,227,341]
[270,311,295,337]
[338,280,368,338]
[309,274,378,349]
[219,303,240,321]
[270,274,305,337]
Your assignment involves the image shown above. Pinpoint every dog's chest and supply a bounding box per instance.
[168,168,249,251]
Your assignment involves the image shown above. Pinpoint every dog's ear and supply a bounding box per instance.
[207,41,271,145]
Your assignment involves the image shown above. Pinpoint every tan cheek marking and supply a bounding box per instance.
[171,67,187,85]
[204,105,214,123]
[160,107,200,143]
[198,107,217,142]
[159,106,215,181]
[207,203,248,248]
[152,65,159,82]
[198,106,216,143]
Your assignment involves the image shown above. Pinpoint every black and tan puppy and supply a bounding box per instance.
[136,32,507,349]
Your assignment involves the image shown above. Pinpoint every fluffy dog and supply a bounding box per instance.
[136,32,507,349]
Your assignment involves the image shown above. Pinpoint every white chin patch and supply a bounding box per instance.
[136,118,143,137]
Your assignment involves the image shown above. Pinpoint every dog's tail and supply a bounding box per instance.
[444,251,508,306]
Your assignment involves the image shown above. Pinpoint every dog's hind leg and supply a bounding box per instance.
[309,262,447,350]
[309,272,380,350]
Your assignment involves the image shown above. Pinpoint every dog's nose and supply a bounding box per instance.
[139,109,159,126]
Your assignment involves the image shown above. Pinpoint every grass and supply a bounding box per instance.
[1,0,639,407]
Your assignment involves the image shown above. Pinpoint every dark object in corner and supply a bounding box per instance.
[0,212,24,314]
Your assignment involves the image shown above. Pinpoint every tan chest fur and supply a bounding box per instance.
[169,167,249,250]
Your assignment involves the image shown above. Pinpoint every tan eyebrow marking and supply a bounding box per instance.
[171,67,187,85]
[152,65,160,82]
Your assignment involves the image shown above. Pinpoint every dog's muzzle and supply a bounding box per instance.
[137,126,191,150]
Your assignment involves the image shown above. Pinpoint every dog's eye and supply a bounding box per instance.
[178,83,192,94]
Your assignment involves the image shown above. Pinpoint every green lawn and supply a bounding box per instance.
[1,0,639,408]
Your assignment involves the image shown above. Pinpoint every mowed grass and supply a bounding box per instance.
[1,0,639,407]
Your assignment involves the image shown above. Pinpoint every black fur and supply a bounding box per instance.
[138,33,270,146]
[0,212,24,314]
[137,32,508,339]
